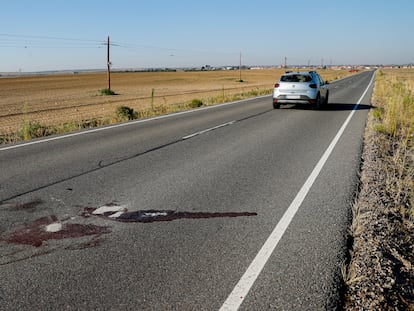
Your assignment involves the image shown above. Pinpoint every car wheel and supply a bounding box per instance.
[273,102,280,109]
[324,91,329,105]
[313,94,321,109]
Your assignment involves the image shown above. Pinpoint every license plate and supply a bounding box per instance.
[287,95,300,99]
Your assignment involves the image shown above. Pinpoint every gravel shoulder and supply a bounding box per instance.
[344,111,414,310]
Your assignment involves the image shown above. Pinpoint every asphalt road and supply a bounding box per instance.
[0,70,375,310]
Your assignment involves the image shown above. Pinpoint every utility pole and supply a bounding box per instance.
[239,51,242,82]
[284,57,287,69]
[107,35,111,90]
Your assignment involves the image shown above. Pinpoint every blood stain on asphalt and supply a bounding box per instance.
[84,205,257,223]
[2,215,111,247]
[116,210,258,223]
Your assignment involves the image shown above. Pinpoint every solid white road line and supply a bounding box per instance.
[219,72,376,311]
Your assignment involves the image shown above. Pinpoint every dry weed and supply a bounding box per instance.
[345,68,414,309]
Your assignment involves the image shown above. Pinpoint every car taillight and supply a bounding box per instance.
[274,83,280,88]
[309,84,317,88]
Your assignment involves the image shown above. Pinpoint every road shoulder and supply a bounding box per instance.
[344,112,414,309]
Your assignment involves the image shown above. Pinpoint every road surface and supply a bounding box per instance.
[0,71,375,310]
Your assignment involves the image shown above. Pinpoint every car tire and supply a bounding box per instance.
[313,94,321,109]
[273,102,280,109]
[324,91,329,105]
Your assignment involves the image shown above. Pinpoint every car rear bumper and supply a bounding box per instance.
[273,95,316,104]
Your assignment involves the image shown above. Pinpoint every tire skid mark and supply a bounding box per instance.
[1,198,44,211]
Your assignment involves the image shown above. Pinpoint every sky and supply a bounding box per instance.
[1,0,413,72]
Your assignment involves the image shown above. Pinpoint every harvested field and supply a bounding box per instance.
[0,68,350,140]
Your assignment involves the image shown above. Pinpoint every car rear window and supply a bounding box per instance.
[280,74,312,82]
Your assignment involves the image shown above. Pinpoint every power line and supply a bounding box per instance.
[0,33,241,56]
[0,33,106,50]
[0,33,102,43]
[0,33,243,71]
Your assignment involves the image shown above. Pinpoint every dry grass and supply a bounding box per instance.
[345,68,414,309]
[0,68,351,143]
[372,68,414,219]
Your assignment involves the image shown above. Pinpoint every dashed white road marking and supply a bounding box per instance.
[182,121,236,140]
[0,96,268,152]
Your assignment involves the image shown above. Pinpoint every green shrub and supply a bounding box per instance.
[19,121,49,140]
[81,118,102,128]
[189,99,203,108]
[100,88,117,96]
[116,106,136,121]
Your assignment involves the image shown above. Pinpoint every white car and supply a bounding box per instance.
[273,71,329,109]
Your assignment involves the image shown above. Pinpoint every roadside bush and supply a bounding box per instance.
[246,88,259,97]
[189,99,203,108]
[100,88,117,96]
[0,134,18,145]
[19,121,50,140]
[116,106,136,121]
[81,118,102,128]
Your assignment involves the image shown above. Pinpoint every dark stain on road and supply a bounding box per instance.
[2,215,111,247]
[5,198,44,211]
[84,206,257,223]
[116,210,258,223]
[1,202,256,251]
